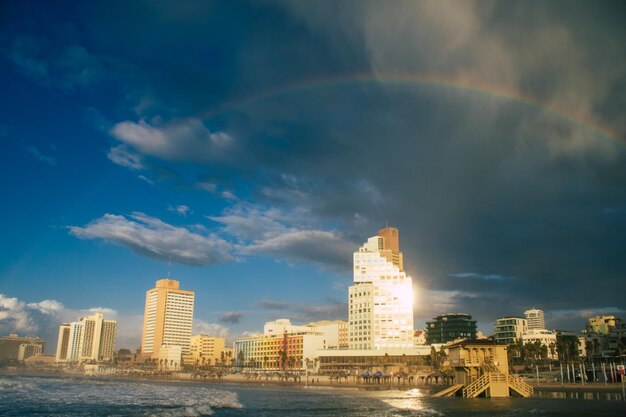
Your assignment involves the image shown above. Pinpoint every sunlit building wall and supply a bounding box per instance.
[56,323,71,362]
[187,334,226,367]
[233,330,325,371]
[59,313,116,362]
[141,279,195,358]
[349,227,414,350]
[494,317,527,345]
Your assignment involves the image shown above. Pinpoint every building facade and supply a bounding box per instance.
[522,329,557,359]
[494,317,527,345]
[56,313,116,363]
[0,334,45,362]
[426,313,477,344]
[524,308,545,331]
[141,279,195,359]
[234,330,325,371]
[187,334,226,367]
[349,227,414,350]
[586,315,620,335]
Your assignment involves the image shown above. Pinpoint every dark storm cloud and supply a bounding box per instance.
[218,312,243,325]
[256,299,347,323]
[5,0,625,332]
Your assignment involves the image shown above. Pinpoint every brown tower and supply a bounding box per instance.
[377,227,404,271]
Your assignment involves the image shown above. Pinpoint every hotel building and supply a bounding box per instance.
[349,227,414,350]
[141,279,195,359]
[0,334,45,362]
[524,308,545,331]
[56,312,116,363]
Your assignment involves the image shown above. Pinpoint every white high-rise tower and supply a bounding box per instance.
[524,308,545,330]
[348,227,414,350]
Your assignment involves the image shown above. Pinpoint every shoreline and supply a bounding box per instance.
[2,368,624,396]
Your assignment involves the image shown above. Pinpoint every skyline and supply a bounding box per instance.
[1,1,625,351]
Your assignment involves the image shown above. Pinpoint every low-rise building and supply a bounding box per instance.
[234,329,326,371]
[316,346,432,375]
[157,345,182,371]
[186,334,226,367]
[522,329,557,359]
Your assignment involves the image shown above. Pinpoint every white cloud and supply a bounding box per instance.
[0,294,143,352]
[210,204,354,270]
[137,175,154,185]
[221,191,238,201]
[111,118,233,162]
[168,204,191,217]
[195,182,217,193]
[193,319,230,338]
[108,145,144,170]
[69,212,234,265]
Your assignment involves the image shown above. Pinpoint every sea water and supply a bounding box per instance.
[0,375,624,417]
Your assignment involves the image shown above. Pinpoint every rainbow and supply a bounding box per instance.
[201,72,623,145]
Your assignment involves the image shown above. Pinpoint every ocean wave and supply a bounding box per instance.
[150,403,215,417]
[0,375,243,415]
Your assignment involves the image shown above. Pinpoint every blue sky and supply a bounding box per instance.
[1,1,625,351]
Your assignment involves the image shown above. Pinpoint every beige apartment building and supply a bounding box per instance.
[141,279,195,359]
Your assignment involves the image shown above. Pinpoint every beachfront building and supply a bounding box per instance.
[55,313,116,363]
[494,317,527,345]
[521,329,557,359]
[349,227,414,350]
[186,335,226,367]
[426,313,477,344]
[0,334,45,362]
[316,345,432,375]
[141,278,194,359]
[157,345,182,371]
[524,308,545,331]
[233,320,328,371]
[307,320,349,349]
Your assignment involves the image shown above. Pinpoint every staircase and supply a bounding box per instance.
[507,374,534,398]
[432,384,464,398]
[462,374,490,398]
[460,358,533,398]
